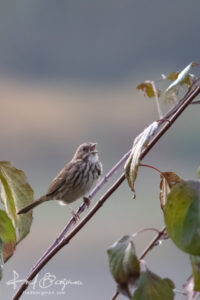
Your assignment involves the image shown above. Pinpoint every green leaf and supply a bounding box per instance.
[132,270,174,300]
[0,237,3,280]
[0,161,33,242]
[124,122,158,194]
[107,235,140,286]
[165,181,200,255]
[0,210,16,261]
[0,210,17,280]
[190,255,200,291]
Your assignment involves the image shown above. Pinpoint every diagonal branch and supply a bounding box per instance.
[13,80,200,300]
[33,149,132,270]
[34,78,200,270]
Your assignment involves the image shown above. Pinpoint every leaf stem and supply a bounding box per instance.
[190,100,200,104]
[139,226,166,260]
[132,227,161,238]
[150,80,163,119]
[140,163,163,175]
[112,290,119,300]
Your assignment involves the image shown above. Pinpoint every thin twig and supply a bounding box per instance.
[190,100,200,104]
[13,81,200,300]
[112,290,120,300]
[139,226,166,260]
[150,80,163,119]
[140,163,173,186]
[173,289,186,295]
[132,227,160,238]
[140,163,164,175]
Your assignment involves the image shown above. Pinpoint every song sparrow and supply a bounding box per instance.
[17,142,102,216]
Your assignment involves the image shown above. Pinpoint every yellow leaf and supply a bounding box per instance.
[137,82,161,98]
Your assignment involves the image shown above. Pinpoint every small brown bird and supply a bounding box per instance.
[17,142,102,216]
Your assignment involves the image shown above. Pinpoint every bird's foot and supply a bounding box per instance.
[67,204,80,223]
[83,197,91,209]
[71,210,80,223]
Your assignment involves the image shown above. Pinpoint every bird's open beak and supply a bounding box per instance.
[90,143,98,154]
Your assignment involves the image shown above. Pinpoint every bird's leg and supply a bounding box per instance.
[67,204,80,222]
[83,196,91,209]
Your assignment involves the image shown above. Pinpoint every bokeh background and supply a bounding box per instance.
[0,1,200,299]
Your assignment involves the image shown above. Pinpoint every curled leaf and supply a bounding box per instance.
[107,235,140,290]
[0,161,33,242]
[125,122,158,194]
[132,270,174,300]
[165,180,200,255]
[164,62,197,102]
[160,172,183,211]
[137,81,161,98]
[165,62,197,93]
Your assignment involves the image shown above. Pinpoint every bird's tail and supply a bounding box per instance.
[17,195,47,214]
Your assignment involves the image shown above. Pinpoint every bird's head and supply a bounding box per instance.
[74,142,98,162]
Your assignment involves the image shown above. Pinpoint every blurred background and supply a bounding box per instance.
[0,1,200,299]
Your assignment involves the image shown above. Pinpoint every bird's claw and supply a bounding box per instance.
[83,197,91,209]
[71,211,80,223]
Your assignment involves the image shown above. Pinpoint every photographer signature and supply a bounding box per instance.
[7,270,83,291]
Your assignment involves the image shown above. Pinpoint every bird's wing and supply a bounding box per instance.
[46,161,82,197]
[46,165,69,197]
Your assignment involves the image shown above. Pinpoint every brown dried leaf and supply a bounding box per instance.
[125,122,158,194]
[137,82,161,98]
[160,172,183,211]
